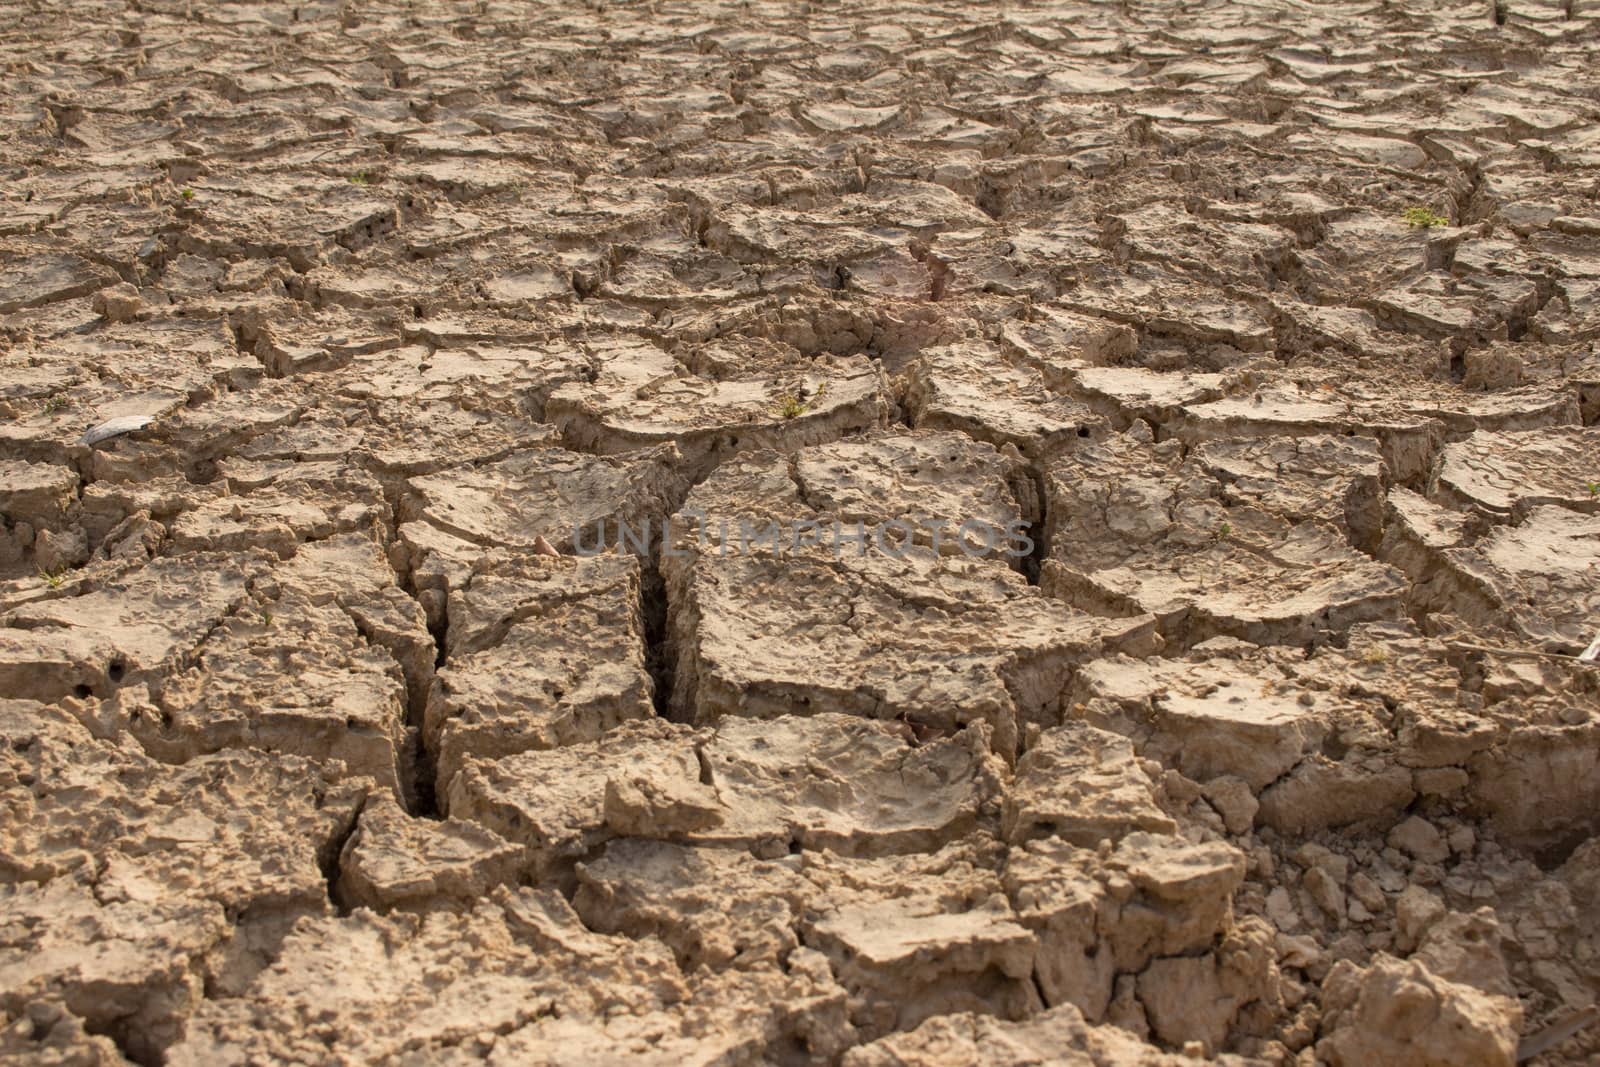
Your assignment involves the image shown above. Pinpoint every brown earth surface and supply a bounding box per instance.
[2,0,1600,1064]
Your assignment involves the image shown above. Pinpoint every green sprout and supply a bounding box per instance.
[1403,206,1449,229]
[260,610,274,626]
[41,393,69,414]
[1217,521,1232,541]
[773,393,806,419]
[181,187,194,201]
[38,567,66,589]
[1588,481,1598,499]
[1361,645,1391,665]
[771,381,826,420]
[349,171,370,186]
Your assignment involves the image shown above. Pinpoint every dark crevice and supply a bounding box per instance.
[320,791,368,915]
[407,583,446,818]
[391,525,444,818]
[640,548,675,720]
[1012,462,1051,586]
[1030,968,1051,1012]
[404,720,440,819]
[341,600,438,817]
[83,1013,161,1067]
[427,592,449,671]
[1530,822,1599,872]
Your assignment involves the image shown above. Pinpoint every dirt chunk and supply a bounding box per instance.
[425,553,654,793]
[906,341,1108,460]
[1043,431,1406,649]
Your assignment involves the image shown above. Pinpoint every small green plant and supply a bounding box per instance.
[38,567,65,589]
[1403,206,1449,229]
[349,171,371,186]
[772,381,826,420]
[41,393,69,414]
[260,610,274,626]
[1217,521,1232,541]
[181,187,194,201]
[1588,481,1598,499]
[1361,645,1391,665]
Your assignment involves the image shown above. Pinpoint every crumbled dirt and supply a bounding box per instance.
[1,0,1598,1064]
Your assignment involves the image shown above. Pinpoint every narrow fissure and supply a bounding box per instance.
[1030,968,1051,1012]
[390,520,445,818]
[640,549,676,721]
[1016,462,1051,586]
[406,592,446,818]
[320,792,367,915]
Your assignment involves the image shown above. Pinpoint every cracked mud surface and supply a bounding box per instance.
[2,0,1599,1064]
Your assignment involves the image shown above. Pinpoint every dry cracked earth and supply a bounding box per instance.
[3,0,1600,1064]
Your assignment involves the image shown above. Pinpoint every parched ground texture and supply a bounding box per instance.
[2,0,1600,1064]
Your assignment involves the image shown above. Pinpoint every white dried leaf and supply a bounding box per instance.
[81,415,155,446]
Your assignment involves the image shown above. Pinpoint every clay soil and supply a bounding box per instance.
[3,0,1600,1064]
